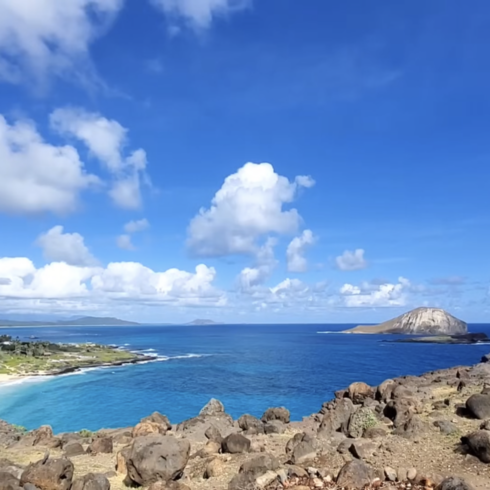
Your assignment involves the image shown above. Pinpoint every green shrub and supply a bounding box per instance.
[79,429,93,437]
[12,424,27,434]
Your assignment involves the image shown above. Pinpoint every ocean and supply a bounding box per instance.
[0,323,489,434]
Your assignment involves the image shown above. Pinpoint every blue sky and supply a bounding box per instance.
[0,0,489,323]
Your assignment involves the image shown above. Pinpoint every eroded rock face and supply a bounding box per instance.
[20,457,74,490]
[126,434,190,485]
[71,473,110,490]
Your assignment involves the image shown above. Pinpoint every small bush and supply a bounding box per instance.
[12,424,27,434]
[79,429,93,438]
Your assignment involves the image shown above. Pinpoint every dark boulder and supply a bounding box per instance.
[71,473,110,490]
[461,430,490,463]
[264,421,285,435]
[239,454,280,477]
[286,433,307,455]
[393,415,429,438]
[433,420,458,435]
[221,433,251,454]
[237,414,264,435]
[466,394,490,420]
[228,454,279,490]
[204,425,223,443]
[63,442,85,457]
[59,433,82,449]
[126,434,190,485]
[437,476,476,490]
[31,426,54,447]
[87,437,113,454]
[20,457,74,490]
[376,379,396,402]
[290,441,316,464]
[336,460,378,488]
[261,407,290,424]
[318,398,354,435]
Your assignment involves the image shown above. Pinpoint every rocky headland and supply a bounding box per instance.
[3,357,490,489]
[0,336,156,382]
[343,308,468,336]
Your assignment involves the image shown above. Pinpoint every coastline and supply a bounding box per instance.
[1,356,490,489]
[0,352,158,388]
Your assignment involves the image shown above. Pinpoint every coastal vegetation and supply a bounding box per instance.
[0,335,148,376]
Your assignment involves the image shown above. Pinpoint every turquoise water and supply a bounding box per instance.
[0,323,489,433]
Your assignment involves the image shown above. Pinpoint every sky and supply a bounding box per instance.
[0,0,489,324]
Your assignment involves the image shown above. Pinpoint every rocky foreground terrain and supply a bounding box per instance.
[3,356,490,490]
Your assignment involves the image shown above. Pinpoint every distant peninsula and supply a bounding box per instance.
[343,307,467,335]
[0,316,139,327]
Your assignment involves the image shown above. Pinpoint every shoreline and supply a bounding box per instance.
[0,354,158,388]
[1,356,490,489]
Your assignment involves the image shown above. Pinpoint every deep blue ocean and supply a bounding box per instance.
[0,323,489,433]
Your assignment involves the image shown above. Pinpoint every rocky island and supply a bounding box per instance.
[343,307,468,336]
[0,335,156,382]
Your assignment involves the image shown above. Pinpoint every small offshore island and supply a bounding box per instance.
[0,335,156,382]
[343,307,489,345]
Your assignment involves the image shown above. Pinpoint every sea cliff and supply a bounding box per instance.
[1,356,490,489]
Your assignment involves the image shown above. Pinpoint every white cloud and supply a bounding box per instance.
[188,162,315,257]
[0,114,98,215]
[0,257,225,310]
[335,249,368,271]
[286,229,315,272]
[116,234,135,251]
[36,226,99,267]
[124,218,150,234]
[150,0,250,29]
[0,0,123,85]
[237,238,277,292]
[50,108,149,209]
[340,277,410,307]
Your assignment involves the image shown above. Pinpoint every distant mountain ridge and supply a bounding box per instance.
[0,316,139,327]
[343,307,467,335]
